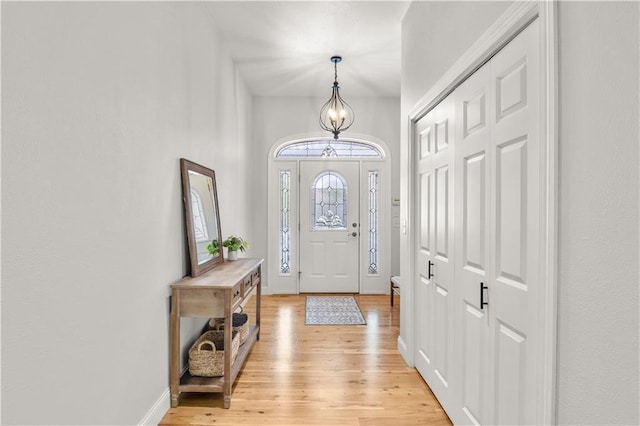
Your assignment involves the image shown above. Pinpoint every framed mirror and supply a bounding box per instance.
[180,158,224,277]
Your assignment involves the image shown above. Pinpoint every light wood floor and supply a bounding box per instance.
[159,294,451,425]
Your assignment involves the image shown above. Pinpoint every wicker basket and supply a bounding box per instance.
[209,308,249,345]
[188,330,240,377]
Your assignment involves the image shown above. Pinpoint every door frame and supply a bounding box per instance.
[267,133,392,296]
[400,1,557,424]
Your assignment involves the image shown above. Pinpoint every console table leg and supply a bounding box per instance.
[224,395,231,409]
[170,290,180,408]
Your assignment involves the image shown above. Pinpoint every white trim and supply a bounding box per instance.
[399,112,415,367]
[138,388,170,426]
[0,0,3,418]
[397,335,411,367]
[400,110,416,368]
[402,0,557,423]
[540,1,559,424]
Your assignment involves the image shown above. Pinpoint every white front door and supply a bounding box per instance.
[299,160,360,293]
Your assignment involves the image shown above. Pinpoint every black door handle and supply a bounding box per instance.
[428,261,434,279]
[480,282,488,309]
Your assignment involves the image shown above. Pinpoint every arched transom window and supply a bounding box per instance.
[277,140,382,158]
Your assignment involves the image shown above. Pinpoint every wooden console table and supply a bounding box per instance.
[170,258,263,408]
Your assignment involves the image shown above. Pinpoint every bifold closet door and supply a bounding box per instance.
[415,18,542,426]
[414,96,455,408]
[486,19,541,425]
[452,19,542,425]
[453,62,492,426]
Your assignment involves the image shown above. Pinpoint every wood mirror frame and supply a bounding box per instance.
[180,158,224,277]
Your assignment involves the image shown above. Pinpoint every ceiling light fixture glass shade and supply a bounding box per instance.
[319,56,355,140]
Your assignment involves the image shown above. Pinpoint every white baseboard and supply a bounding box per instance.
[397,335,413,367]
[138,388,170,426]
[140,365,189,425]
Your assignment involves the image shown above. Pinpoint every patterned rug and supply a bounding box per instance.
[305,296,366,325]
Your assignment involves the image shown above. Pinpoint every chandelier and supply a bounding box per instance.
[319,56,355,141]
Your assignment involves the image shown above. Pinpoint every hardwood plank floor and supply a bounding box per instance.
[159,294,451,425]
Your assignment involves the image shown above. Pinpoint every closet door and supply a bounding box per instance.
[487,19,540,425]
[453,63,493,426]
[414,96,455,407]
[416,18,542,426]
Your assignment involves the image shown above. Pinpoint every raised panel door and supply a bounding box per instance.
[453,62,492,426]
[415,95,455,408]
[415,110,435,383]
[488,19,540,425]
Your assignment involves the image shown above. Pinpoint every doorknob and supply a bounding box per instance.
[349,231,358,237]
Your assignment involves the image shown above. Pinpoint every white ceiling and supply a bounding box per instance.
[204,1,410,97]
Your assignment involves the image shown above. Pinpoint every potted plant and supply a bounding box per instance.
[205,239,220,257]
[222,235,249,261]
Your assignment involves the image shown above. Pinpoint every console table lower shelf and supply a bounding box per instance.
[178,326,258,395]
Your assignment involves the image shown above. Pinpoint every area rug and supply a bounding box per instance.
[305,296,366,325]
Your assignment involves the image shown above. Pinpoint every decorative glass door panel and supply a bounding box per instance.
[312,171,347,229]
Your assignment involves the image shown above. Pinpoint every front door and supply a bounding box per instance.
[299,160,360,293]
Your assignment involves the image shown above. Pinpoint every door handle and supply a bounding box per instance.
[480,282,489,309]
[349,231,358,237]
[428,261,434,279]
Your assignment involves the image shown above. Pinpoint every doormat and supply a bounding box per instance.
[305,296,366,325]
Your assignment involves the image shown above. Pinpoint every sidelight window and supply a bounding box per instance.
[279,170,291,274]
[368,171,379,274]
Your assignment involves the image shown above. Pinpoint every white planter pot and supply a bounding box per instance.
[227,250,238,261]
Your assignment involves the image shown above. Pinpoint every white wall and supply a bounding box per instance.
[1,3,253,424]
[556,2,639,423]
[251,96,401,288]
[400,1,639,424]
